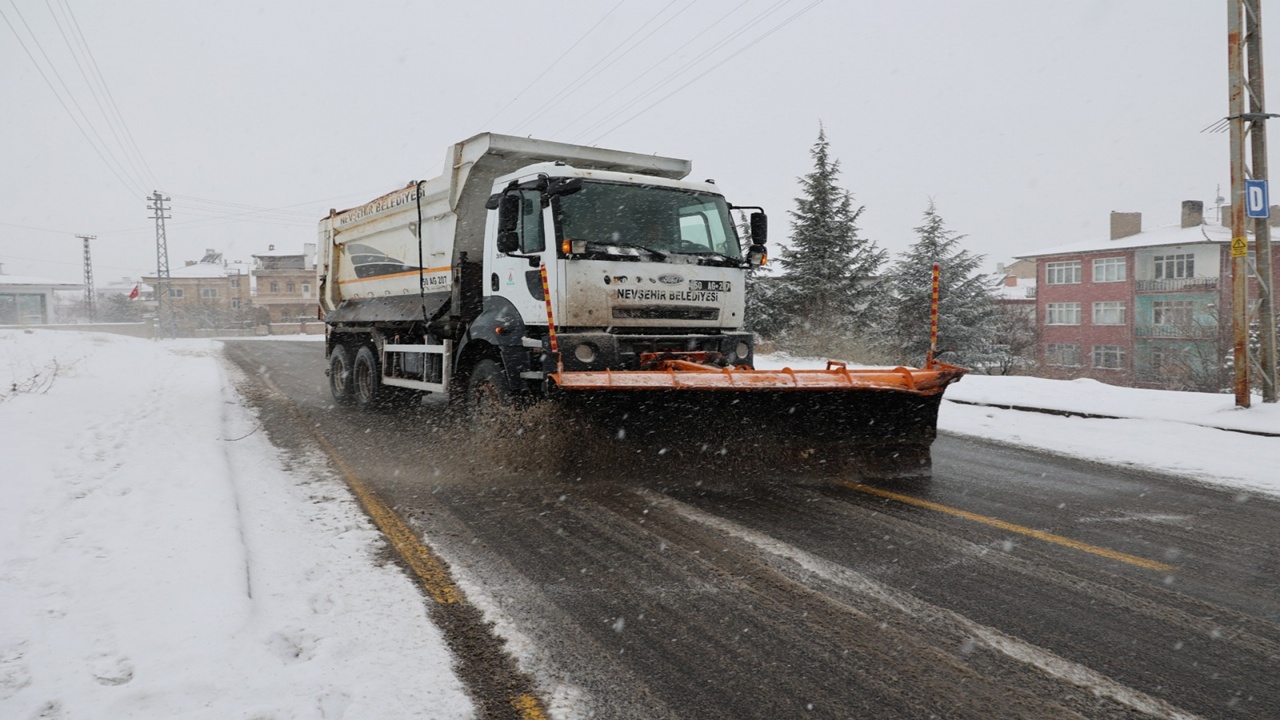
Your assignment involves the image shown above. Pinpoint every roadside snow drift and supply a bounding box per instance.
[0,330,471,719]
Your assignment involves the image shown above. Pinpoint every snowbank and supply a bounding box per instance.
[0,330,471,719]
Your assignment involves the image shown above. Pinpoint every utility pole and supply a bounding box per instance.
[77,234,97,322]
[1246,0,1278,402]
[148,191,176,338]
[1230,0,1251,408]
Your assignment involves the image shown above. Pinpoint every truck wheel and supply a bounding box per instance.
[467,358,515,430]
[329,344,354,404]
[352,345,389,409]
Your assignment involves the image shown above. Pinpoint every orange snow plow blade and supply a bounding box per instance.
[547,354,968,480]
[551,358,964,394]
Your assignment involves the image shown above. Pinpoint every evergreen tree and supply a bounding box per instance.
[879,201,995,366]
[773,127,885,353]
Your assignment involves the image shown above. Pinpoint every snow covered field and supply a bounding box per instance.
[2,330,1278,718]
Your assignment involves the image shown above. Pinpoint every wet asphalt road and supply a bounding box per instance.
[224,339,1280,720]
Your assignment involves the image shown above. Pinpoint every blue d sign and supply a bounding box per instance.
[1246,179,1270,218]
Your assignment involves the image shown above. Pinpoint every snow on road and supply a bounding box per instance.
[0,330,471,719]
[2,331,1279,719]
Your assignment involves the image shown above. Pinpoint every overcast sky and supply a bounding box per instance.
[1,1,1271,284]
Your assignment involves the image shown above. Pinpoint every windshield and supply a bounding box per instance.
[554,181,742,260]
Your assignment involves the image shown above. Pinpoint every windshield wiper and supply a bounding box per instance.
[689,251,740,263]
[585,241,670,258]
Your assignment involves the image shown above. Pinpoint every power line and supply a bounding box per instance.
[553,0,764,140]
[43,0,149,191]
[169,193,318,221]
[510,0,684,132]
[572,0,794,143]
[588,0,824,145]
[0,2,145,197]
[51,0,161,189]
[477,0,626,131]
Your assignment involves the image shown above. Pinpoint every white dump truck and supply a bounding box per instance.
[318,133,964,477]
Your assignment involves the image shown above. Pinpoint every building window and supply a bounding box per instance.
[1154,253,1195,279]
[301,283,311,297]
[1093,345,1125,369]
[231,298,241,309]
[0,293,48,324]
[270,281,280,293]
[286,281,295,293]
[200,288,218,298]
[1046,302,1081,325]
[1046,261,1081,284]
[1093,257,1126,282]
[168,288,184,298]
[1045,343,1082,367]
[230,278,240,288]
[1153,299,1194,326]
[1092,301,1126,325]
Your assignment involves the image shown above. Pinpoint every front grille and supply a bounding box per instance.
[612,306,720,321]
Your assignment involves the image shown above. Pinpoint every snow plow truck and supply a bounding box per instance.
[318,133,965,479]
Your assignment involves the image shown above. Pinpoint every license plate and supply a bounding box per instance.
[689,280,731,292]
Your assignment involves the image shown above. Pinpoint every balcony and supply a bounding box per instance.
[1134,323,1220,339]
[1135,277,1218,293]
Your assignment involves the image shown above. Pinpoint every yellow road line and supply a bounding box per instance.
[837,482,1178,573]
[310,432,463,605]
[512,693,550,720]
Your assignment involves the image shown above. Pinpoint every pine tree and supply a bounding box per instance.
[879,201,995,366]
[773,127,885,354]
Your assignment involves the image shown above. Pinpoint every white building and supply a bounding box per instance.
[0,270,83,325]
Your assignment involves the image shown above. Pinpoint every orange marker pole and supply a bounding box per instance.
[928,263,940,368]
[540,264,563,373]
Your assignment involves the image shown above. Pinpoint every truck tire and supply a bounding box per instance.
[352,345,391,409]
[329,344,354,404]
[467,358,515,430]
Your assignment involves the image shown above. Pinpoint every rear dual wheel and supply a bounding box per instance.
[353,345,413,409]
[329,344,354,405]
[333,343,418,410]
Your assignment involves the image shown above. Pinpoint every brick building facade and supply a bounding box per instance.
[1018,201,1279,391]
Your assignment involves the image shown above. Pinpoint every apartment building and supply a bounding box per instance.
[1017,201,1278,391]
[142,250,251,334]
[251,244,317,324]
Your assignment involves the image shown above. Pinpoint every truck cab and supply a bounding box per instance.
[477,163,762,385]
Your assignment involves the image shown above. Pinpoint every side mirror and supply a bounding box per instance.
[496,194,520,253]
[749,212,768,244]
[747,244,767,267]
[498,194,520,232]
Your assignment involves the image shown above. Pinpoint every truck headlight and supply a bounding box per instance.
[735,341,751,360]
[574,343,597,364]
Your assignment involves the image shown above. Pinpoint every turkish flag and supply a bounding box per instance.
[128,284,140,300]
